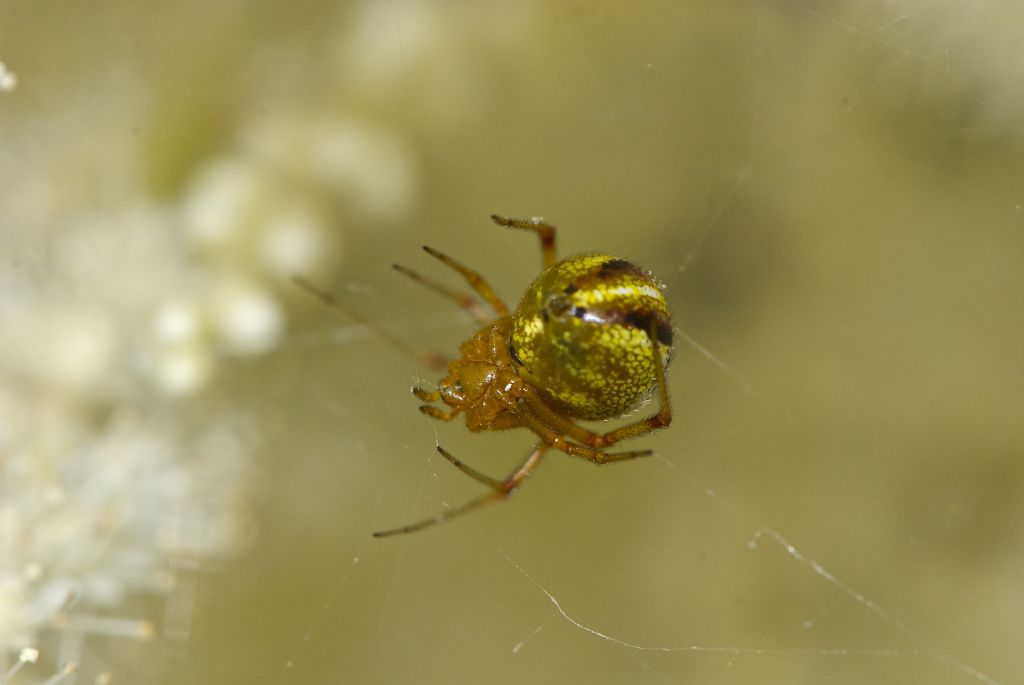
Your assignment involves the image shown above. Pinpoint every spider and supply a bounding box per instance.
[295,215,673,537]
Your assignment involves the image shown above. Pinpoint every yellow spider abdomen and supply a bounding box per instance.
[509,254,672,421]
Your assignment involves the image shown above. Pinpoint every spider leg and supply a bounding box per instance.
[413,387,459,420]
[373,444,547,537]
[392,263,490,323]
[564,445,654,464]
[420,246,511,317]
[292,276,448,371]
[413,386,461,421]
[514,406,653,464]
[435,445,504,489]
[418,405,460,421]
[412,387,442,401]
[490,214,557,270]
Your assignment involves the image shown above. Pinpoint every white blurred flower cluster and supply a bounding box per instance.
[333,1,538,123]
[0,62,16,93]
[0,201,260,682]
[0,0,540,680]
[170,111,417,393]
[0,396,253,681]
[0,126,412,680]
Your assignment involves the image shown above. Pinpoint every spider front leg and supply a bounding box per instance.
[419,246,511,317]
[372,444,548,537]
[392,263,490,322]
[490,214,557,269]
[394,212,558,320]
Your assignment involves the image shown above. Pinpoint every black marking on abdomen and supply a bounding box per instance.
[621,310,673,347]
[597,258,646,279]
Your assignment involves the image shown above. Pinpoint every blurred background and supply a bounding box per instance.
[1,2,1022,684]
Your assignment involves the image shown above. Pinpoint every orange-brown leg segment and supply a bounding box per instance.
[392,263,490,322]
[514,407,653,464]
[434,445,504,490]
[413,391,523,428]
[372,444,547,537]
[412,387,442,402]
[292,276,448,371]
[490,214,557,269]
[418,405,460,421]
[421,246,511,317]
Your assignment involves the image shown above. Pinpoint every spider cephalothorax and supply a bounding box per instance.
[424,317,523,432]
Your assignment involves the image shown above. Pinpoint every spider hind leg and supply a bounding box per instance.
[372,444,547,537]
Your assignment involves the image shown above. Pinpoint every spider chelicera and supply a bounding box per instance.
[295,215,673,537]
